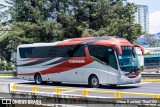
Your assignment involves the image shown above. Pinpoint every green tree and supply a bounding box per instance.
[0,0,64,62]
[58,0,143,42]
[0,0,64,41]
[0,37,12,62]
[0,0,143,62]
[144,34,159,47]
[95,0,143,43]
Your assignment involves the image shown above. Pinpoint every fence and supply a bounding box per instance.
[11,85,160,100]
[144,54,160,69]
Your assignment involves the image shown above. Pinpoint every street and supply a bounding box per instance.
[1,78,160,98]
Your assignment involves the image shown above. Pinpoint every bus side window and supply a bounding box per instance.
[48,45,86,58]
[107,48,118,70]
[88,45,118,70]
[71,45,86,57]
[48,46,67,57]
[88,45,109,65]
[25,52,32,58]
[19,48,33,58]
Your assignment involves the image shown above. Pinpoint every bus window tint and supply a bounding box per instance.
[88,45,118,69]
[118,46,139,72]
[32,47,50,58]
[48,45,86,57]
[19,48,33,58]
[48,46,68,57]
[70,45,86,57]
[19,45,86,58]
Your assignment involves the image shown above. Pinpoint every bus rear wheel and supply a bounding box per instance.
[89,75,100,88]
[35,74,43,85]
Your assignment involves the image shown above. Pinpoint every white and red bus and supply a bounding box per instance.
[16,36,144,88]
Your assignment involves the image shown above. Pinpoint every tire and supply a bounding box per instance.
[89,75,100,88]
[35,74,43,85]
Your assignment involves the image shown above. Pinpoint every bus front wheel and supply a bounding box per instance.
[89,75,100,88]
[35,74,43,85]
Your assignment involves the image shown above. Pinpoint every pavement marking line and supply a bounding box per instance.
[11,88,160,99]
[51,104,84,107]
[119,82,151,86]
[11,84,160,99]
[61,90,75,94]
[141,79,160,82]
[139,82,151,84]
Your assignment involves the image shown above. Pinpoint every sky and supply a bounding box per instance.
[128,0,160,34]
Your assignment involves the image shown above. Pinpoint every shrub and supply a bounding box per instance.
[140,66,144,72]
[0,61,14,71]
[0,61,6,70]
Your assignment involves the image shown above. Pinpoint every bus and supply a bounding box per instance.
[16,36,144,88]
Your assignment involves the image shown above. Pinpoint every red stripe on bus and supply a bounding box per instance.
[17,57,94,76]
[40,57,94,75]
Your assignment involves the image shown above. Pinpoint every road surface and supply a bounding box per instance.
[1,78,160,98]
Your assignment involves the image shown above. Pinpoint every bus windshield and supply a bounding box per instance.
[118,46,139,72]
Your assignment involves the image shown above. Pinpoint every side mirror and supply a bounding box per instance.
[132,47,136,58]
[133,44,144,56]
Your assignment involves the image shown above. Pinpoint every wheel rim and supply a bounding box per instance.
[91,77,98,86]
[36,75,41,84]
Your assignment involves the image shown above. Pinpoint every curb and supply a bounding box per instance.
[0,76,17,78]
[141,79,160,82]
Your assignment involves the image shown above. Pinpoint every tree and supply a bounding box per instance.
[0,0,143,62]
[0,36,12,62]
[57,0,143,43]
[0,0,64,62]
[1,0,143,42]
[95,0,143,43]
[144,34,159,47]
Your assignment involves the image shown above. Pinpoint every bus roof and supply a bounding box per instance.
[18,36,132,48]
[18,36,135,55]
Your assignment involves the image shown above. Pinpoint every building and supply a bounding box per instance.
[153,32,160,40]
[135,5,149,34]
[136,47,160,69]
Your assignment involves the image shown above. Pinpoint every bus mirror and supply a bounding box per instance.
[132,48,136,58]
[113,45,122,55]
[133,44,144,56]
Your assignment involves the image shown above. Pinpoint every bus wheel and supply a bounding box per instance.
[35,74,43,85]
[89,75,100,88]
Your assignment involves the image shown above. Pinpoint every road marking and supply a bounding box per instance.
[141,79,160,82]
[138,82,151,84]
[126,82,151,85]
[51,104,84,107]
[61,91,74,94]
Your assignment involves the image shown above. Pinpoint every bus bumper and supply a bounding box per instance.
[118,73,142,85]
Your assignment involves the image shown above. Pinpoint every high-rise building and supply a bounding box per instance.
[135,5,149,34]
